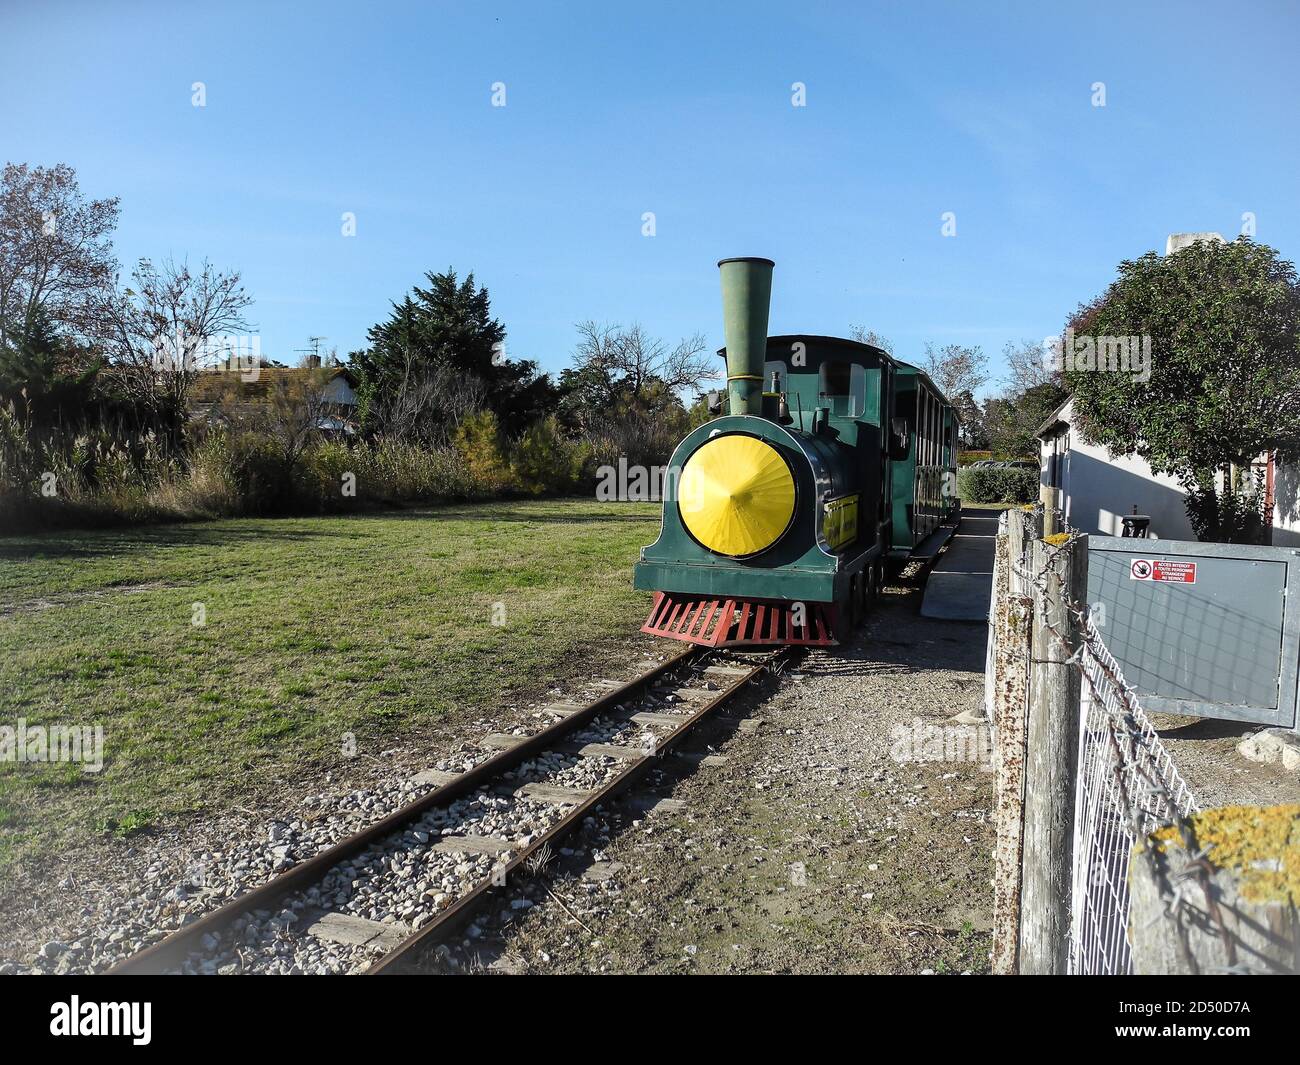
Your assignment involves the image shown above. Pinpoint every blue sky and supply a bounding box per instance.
[4,0,1298,395]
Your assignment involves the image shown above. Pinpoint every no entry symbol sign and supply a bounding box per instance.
[1129,558,1197,584]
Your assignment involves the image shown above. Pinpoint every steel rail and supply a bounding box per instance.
[109,644,700,975]
[366,646,793,973]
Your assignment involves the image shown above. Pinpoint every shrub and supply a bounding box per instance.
[220,431,295,514]
[1,407,603,534]
[298,439,359,509]
[335,439,483,505]
[453,411,513,492]
[0,406,198,530]
[958,465,1039,504]
[510,416,590,496]
[182,431,242,513]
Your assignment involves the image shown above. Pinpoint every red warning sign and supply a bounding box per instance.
[1129,558,1197,584]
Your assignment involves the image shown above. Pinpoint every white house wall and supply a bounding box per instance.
[1274,460,1300,548]
[322,376,358,405]
[1039,399,1196,540]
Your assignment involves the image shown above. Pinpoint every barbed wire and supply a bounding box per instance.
[999,505,1212,974]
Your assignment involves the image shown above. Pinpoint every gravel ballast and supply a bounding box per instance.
[4,654,713,974]
[482,579,998,974]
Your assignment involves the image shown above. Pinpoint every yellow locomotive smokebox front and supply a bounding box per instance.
[677,434,795,557]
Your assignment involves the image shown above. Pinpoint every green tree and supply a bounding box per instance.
[452,409,513,491]
[510,414,590,495]
[951,389,989,449]
[685,392,715,431]
[1064,238,1300,543]
[352,269,557,437]
[984,381,1067,458]
[0,308,100,430]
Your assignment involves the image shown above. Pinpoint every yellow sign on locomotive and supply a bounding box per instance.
[823,494,859,550]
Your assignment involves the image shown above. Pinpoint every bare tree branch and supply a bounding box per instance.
[97,257,253,444]
[921,342,989,399]
[570,320,715,408]
[1001,337,1060,393]
[848,325,894,354]
[0,162,119,352]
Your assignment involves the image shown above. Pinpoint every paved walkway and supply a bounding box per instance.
[919,511,1000,621]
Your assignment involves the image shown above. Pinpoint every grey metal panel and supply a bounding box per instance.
[1086,537,1299,729]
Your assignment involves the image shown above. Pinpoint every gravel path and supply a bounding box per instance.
[1147,713,1300,810]
[480,577,997,974]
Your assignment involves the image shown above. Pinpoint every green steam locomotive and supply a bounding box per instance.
[634,257,959,647]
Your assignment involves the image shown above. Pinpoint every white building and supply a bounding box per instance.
[1272,462,1300,547]
[189,365,360,435]
[1037,396,1297,544]
[1036,396,1197,540]
[1034,230,1300,544]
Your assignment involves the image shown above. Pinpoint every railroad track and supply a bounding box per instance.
[109,644,793,975]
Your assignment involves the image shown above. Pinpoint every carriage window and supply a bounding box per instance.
[929,395,938,465]
[931,396,940,465]
[895,390,916,428]
[915,393,924,462]
[936,401,943,463]
[932,397,941,465]
[926,394,936,466]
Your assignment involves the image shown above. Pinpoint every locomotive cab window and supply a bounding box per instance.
[820,360,851,397]
[818,360,865,417]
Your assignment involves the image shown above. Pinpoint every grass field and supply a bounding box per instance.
[0,499,660,871]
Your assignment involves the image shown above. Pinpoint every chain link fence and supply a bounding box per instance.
[991,506,1200,974]
[1068,612,1199,974]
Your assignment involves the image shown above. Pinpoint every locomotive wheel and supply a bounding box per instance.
[847,573,862,628]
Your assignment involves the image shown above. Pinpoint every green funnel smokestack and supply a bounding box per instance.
[718,257,774,417]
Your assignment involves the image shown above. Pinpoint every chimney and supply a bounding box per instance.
[718,257,775,417]
[1165,232,1225,256]
[305,354,321,368]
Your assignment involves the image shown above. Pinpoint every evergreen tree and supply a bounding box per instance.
[0,308,101,430]
[352,269,558,437]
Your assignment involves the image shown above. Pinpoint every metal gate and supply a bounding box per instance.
[1086,537,1300,728]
